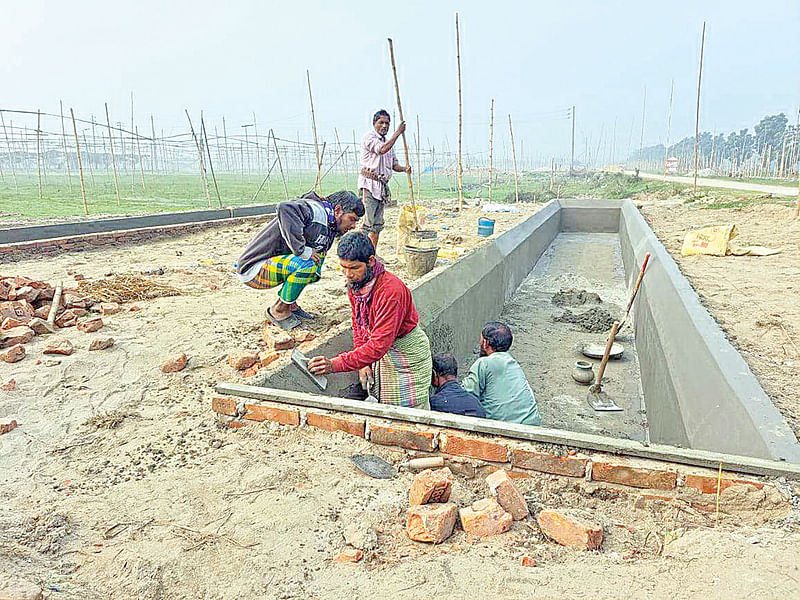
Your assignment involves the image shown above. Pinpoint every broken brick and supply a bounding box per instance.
[0,344,26,363]
[258,350,280,367]
[242,363,260,377]
[0,300,35,321]
[91,302,122,315]
[161,353,187,373]
[77,317,103,333]
[459,498,513,537]
[1,326,35,348]
[43,340,74,356]
[536,509,603,551]
[88,337,115,351]
[0,420,19,435]
[9,285,40,303]
[34,304,52,319]
[261,324,295,351]
[409,467,454,506]
[1,378,16,391]
[54,309,79,328]
[520,556,537,567]
[212,397,237,416]
[406,502,458,543]
[486,469,529,520]
[332,549,363,563]
[27,318,55,335]
[1,317,27,330]
[591,461,677,490]
[684,473,764,495]
[228,350,259,370]
[294,330,317,343]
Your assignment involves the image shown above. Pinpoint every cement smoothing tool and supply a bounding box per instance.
[587,320,623,412]
[291,349,328,391]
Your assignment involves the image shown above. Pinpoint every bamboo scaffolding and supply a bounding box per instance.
[270,129,289,200]
[185,110,211,207]
[201,114,222,208]
[415,115,421,201]
[35,110,43,199]
[334,127,348,190]
[488,99,494,202]
[387,37,419,228]
[70,108,88,215]
[59,100,73,191]
[1,112,18,193]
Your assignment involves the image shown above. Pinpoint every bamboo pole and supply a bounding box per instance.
[415,115,421,201]
[693,21,706,195]
[104,103,121,204]
[82,132,95,188]
[488,99,494,202]
[270,129,289,200]
[387,37,419,228]
[59,101,73,191]
[35,110,43,199]
[134,127,146,191]
[69,108,88,215]
[0,112,19,194]
[508,114,519,203]
[334,127,349,190]
[455,13,464,210]
[306,70,323,195]
[779,132,787,178]
[185,110,211,207]
[201,113,222,208]
[223,116,230,172]
[664,80,674,175]
[150,115,157,173]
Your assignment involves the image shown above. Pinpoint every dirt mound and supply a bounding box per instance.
[551,288,602,307]
[553,307,615,333]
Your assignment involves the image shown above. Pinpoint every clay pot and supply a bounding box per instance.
[572,360,595,385]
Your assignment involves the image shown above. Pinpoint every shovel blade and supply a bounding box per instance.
[587,389,623,412]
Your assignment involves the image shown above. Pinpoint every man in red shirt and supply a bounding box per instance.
[308,232,432,409]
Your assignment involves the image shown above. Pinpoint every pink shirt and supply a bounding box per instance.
[358,130,398,198]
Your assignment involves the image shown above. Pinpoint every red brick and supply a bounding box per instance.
[161,353,187,373]
[0,299,35,321]
[261,325,295,351]
[1,317,27,330]
[369,423,436,451]
[459,498,513,537]
[244,403,300,426]
[406,502,458,543]
[43,339,74,355]
[212,397,237,417]
[228,350,259,370]
[77,317,104,333]
[0,344,25,363]
[241,364,260,377]
[521,556,537,567]
[486,469,529,520]
[227,420,248,429]
[258,350,281,367]
[0,420,19,435]
[591,461,677,490]
[537,509,603,551]
[1,326,34,348]
[513,448,588,478]
[684,473,764,495]
[306,412,365,437]
[332,549,363,563]
[27,318,55,335]
[440,433,508,463]
[54,309,79,328]
[409,467,454,505]
[88,337,114,351]
[1,378,16,391]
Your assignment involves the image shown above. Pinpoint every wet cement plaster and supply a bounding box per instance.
[497,233,648,441]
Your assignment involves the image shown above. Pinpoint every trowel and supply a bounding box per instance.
[587,320,623,412]
[291,349,328,391]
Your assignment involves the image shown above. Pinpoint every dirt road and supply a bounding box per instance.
[625,171,798,197]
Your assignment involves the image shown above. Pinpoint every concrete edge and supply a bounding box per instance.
[215,383,800,479]
[0,203,278,245]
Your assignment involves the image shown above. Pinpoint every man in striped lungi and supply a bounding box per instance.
[234,191,364,330]
[309,232,432,409]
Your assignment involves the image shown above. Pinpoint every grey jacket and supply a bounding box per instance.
[235,193,337,276]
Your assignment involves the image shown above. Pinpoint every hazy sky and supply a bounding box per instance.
[2,0,798,164]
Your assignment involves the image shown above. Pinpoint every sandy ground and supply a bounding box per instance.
[639,200,800,440]
[2,199,800,599]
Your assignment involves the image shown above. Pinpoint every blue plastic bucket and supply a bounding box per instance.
[477,217,495,237]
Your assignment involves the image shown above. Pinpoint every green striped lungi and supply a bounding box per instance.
[374,325,432,409]
[243,253,325,304]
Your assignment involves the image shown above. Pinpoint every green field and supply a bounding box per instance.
[0,169,784,222]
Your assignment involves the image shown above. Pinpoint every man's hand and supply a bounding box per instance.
[308,356,333,375]
[405,165,412,174]
[310,252,321,265]
[395,121,406,136]
[358,366,373,390]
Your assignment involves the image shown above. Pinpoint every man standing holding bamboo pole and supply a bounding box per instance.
[358,109,411,253]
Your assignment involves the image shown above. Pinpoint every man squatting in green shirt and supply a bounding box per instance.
[461,321,542,426]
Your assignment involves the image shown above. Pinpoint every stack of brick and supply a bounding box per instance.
[406,467,459,544]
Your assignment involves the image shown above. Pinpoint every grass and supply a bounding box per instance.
[1,168,792,223]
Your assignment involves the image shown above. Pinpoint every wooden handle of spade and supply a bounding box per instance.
[595,320,620,391]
